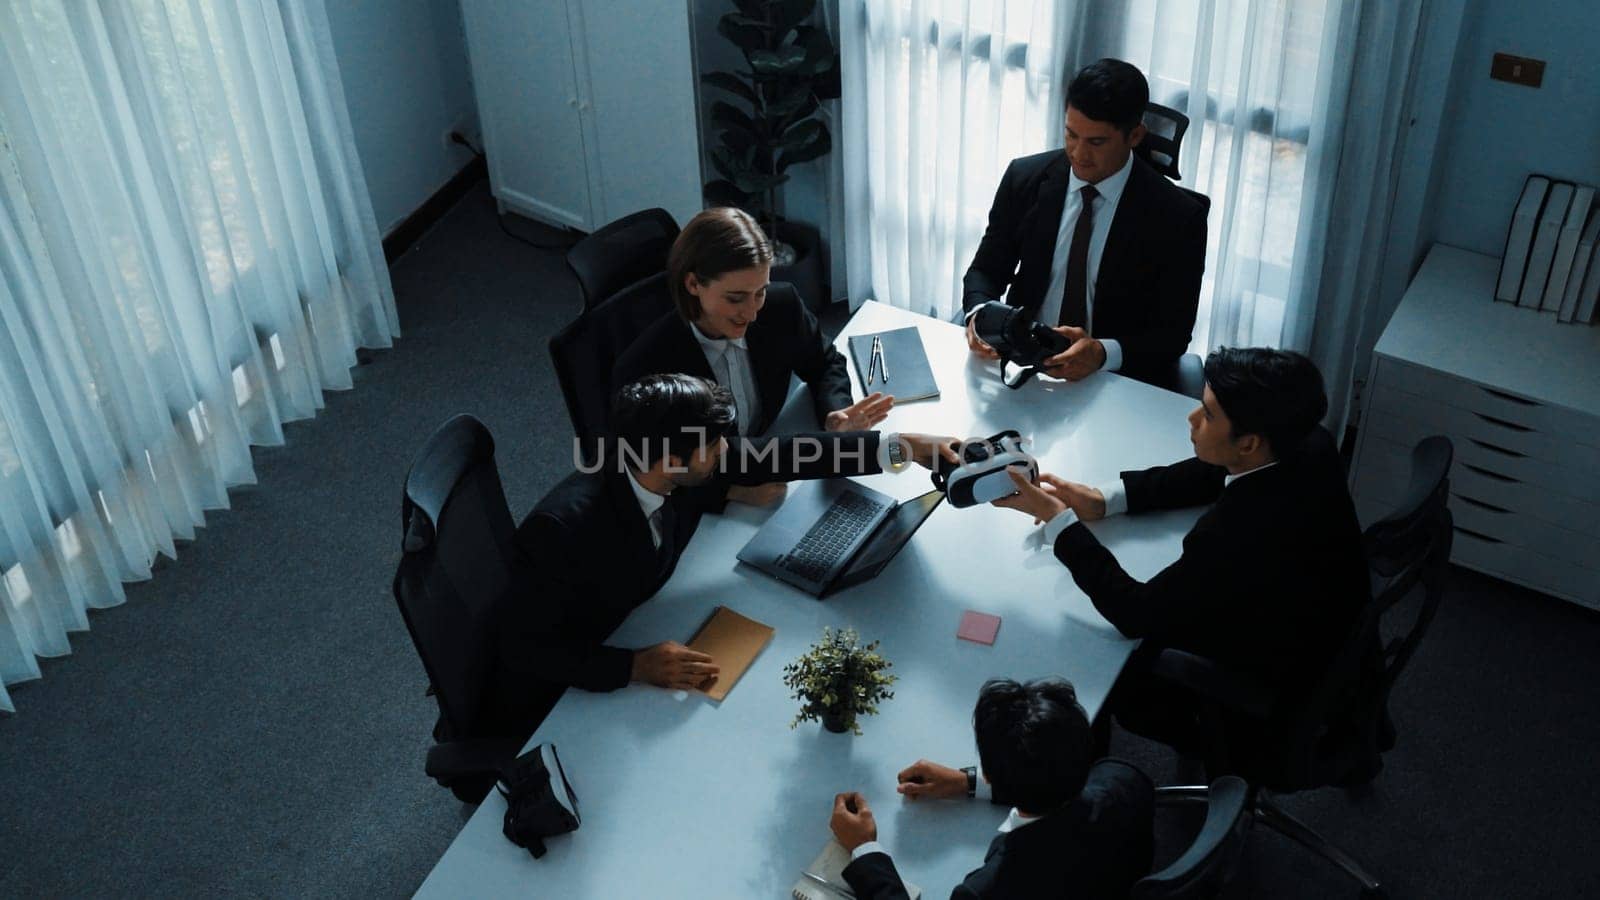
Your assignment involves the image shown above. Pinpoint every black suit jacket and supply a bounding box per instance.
[841,759,1154,900]
[1053,428,1368,688]
[962,152,1207,385]
[497,432,884,707]
[613,282,853,435]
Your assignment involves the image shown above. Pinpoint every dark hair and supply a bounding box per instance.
[1065,58,1149,136]
[609,373,737,468]
[1202,347,1328,456]
[667,207,773,320]
[972,678,1092,813]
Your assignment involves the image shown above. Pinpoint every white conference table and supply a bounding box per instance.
[417,301,1203,898]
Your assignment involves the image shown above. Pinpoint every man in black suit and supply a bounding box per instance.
[491,374,957,729]
[827,678,1153,899]
[994,347,1368,753]
[963,58,1207,388]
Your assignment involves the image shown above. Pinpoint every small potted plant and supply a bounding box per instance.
[782,627,897,735]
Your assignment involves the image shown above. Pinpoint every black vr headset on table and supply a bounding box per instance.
[931,430,1039,508]
[971,300,1072,389]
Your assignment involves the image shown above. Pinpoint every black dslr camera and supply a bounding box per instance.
[972,301,1072,388]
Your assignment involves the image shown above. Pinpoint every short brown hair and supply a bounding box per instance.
[667,207,773,320]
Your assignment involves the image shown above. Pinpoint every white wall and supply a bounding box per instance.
[322,0,480,236]
[1427,0,1600,257]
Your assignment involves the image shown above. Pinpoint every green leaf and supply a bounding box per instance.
[750,45,809,77]
[765,83,813,118]
[703,179,749,208]
[772,0,815,37]
[701,72,758,105]
[711,100,757,136]
[718,12,766,53]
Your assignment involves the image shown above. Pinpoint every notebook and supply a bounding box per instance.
[1518,181,1574,307]
[847,327,939,402]
[685,606,773,701]
[1497,175,1549,303]
[791,838,922,900]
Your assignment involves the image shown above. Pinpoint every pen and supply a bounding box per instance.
[876,336,890,383]
[867,336,882,386]
[801,871,857,898]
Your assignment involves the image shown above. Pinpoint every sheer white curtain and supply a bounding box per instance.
[0,0,397,713]
[839,0,1068,321]
[841,0,1423,428]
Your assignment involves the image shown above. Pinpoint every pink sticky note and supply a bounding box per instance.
[958,610,1001,645]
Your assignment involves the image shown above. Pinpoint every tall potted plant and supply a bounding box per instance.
[782,627,897,735]
[701,0,839,306]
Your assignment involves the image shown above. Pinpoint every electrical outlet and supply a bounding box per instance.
[1490,52,1545,88]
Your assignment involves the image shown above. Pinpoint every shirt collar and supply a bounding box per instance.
[1067,152,1133,206]
[624,467,666,520]
[690,321,748,354]
[997,808,1044,834]
[1224,460,1279,487]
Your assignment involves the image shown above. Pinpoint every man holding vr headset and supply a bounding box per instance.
[961,58,1206,390]
[990,347,1368,756]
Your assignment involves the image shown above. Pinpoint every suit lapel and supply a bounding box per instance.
[742,310,787,431]
[603,469,661,574]
[668,316,717,381]
[1097,158,1151,304]
[1018,155,1072,317]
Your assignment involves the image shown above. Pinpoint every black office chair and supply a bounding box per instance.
[393,414,530,802]
[1135,776,1252,900]
[1136,102,1211,401]
[566,208,679,313]
[1148,435,1454,899]
[549,272,676,464]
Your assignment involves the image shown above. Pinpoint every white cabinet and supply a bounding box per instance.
[459,0,704,231]
[1352,244,1600,610]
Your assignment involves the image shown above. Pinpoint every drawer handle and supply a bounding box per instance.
[1481,387,1539,407]
[1468,438,1525,458]
[1461,463,1520,484]
[1453,494,1511,514]
[1472,412,1534,433]
[1453,526,1504,544]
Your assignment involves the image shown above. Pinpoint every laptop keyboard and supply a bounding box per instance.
[779,490,886,583]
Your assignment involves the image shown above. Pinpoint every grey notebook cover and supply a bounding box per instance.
[847,326,939,401]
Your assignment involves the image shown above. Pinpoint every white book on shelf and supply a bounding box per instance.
[1544,185,1594,311]
[1559,209,1600,322]
[1497,175,1549,302]
[1576,234,1600,324]
[1518,181,1572,308]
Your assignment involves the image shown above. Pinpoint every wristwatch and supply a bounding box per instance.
[961,766,977,798]
[885,435,909,471]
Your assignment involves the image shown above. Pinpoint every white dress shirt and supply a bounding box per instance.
[624,468,667,549]
[691,323,760,435]
[1039,154,1134,373]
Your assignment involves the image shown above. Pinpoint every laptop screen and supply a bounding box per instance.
[840,489,944,580]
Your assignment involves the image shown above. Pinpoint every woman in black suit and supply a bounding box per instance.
[614,207,892,503]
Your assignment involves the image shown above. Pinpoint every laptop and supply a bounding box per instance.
[736,479,945,597]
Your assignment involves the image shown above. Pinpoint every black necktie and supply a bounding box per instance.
[652,500,678,571]
[1058,184,1099,328]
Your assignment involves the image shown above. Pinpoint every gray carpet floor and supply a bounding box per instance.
[1,183,1596,898]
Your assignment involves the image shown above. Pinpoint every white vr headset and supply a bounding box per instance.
[930,430,1039,508]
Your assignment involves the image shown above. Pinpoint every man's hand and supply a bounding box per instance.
[1040,475,1107,521]
[1040,326,1106,381]
[829,792,878,852]
[895,433,962,470]
[896,760,968,800]
[966,316,1000,361]
[726,482,787,507]
[826,392,895,432]
[992,467,1068,523]
[631,641,719,690]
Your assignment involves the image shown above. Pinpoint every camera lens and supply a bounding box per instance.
[965,443,990,462]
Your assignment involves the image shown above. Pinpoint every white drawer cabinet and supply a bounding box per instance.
[1352,244,1600,611]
